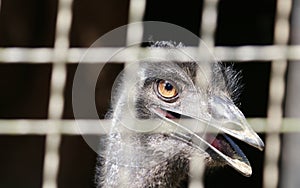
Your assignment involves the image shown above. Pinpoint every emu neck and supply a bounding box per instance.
[100,132,191,188]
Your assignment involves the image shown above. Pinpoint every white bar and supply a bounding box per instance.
[117,0,147,185]
[263,0,292,188]
[0,118,298,135]
[281,0,300,186]
[200,0,219,48]
[42,0,74,188]
[1,45,300,63]
[127,0,146,43]
[189,0,220,187]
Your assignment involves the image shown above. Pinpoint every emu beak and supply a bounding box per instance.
[148,94,264,177]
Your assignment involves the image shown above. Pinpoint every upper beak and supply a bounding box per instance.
[208,95,264,151]
[148,94,264,177]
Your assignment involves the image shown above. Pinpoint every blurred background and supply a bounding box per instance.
[0,0,299,187]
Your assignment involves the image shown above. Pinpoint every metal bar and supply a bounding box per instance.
[0,118,298,135]
[200,0,219,48]
[280,0,300,186]
[1,45,300,63]
[263,0,292,188]
[116,0,147,186]
[127,0,146,43]
[189,0,220,187]
[42,0,74,188]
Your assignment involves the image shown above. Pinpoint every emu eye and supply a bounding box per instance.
[156,80,178,100]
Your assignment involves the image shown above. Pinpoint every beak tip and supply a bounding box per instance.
[230,157,253,177]
[258,142,265,151]
[256,136,265,151]
[246,136,264,151]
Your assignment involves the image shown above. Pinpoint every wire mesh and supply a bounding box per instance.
[0,0,299,187]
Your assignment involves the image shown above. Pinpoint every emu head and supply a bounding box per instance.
[103,42,264,186]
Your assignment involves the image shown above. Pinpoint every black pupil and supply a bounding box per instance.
[164,82,173,91]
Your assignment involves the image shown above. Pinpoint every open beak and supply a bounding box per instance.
[148,94,264,177]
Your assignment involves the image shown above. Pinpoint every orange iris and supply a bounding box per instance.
[157,80,178,98]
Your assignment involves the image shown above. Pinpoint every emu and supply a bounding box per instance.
[96,41,264,187]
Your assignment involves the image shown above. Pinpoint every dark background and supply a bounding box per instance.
[0,0,277,187]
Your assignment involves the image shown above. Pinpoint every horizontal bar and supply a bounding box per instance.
[0,45,300,63]
[0,118,299,135]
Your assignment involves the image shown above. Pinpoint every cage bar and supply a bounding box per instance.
[281,0,300,186]
[42,0,74,188]
[1,45,300,63]
[263,0,292,188]
[188,0,220,187]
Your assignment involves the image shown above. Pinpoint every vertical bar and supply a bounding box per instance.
[200,0,219,48]
[125,0,146,111]
[189,155,205,188]
[42,0,74,188]
[127,0,146,43]
[263,0,292,188]
[281,0,300,187]
[189,0,219,188]
[117,0,146,186]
